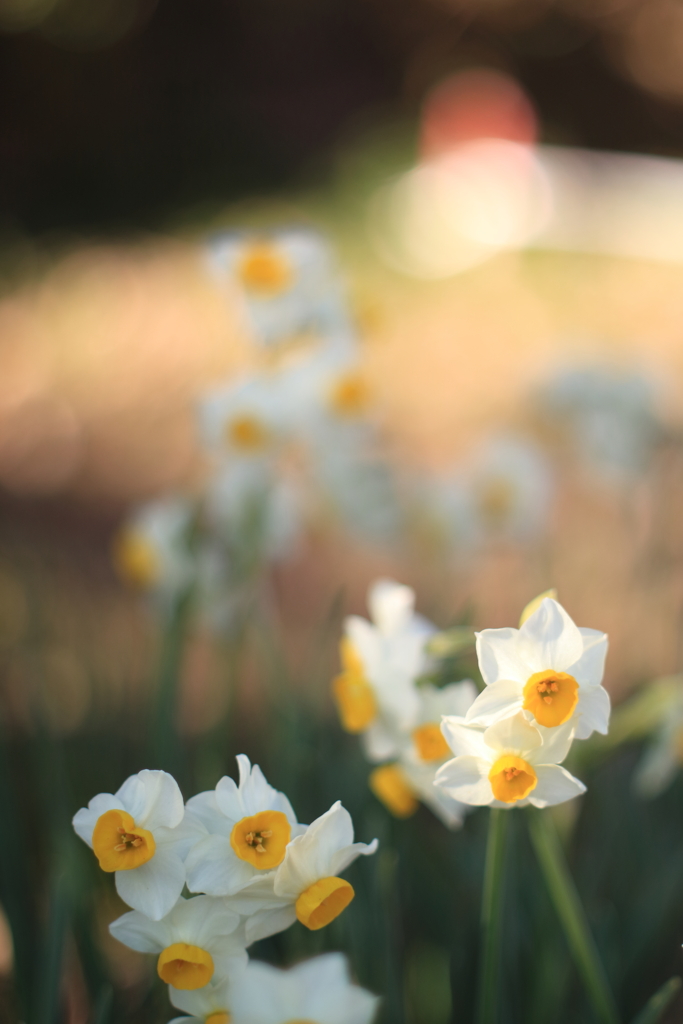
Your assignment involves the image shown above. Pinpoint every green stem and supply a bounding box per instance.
[630,977,681,1024]
[150,586,194,775]
[476,808,509,1024]
[527,809,620,1024]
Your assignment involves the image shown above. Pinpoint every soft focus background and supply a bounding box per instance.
[4,0,683,1021]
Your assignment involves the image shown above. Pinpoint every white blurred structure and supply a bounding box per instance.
[370,141,683,276]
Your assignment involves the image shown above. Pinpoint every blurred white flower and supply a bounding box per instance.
[110,895,246,991]
[426,435,552,550]
[224,801,378,941]
[73,770,203,920]
[332,579,436,762]
[206,229,351,347]
[185,755,305,897]
[168,973,240,1024]
[466,597,610,739]
[112,497,195,602]
[228,954,379,1024]
[436,711,585,808]
[538,365,661,481]
[197,374,292,462]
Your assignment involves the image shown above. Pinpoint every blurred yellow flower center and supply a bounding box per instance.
[112,531,158,589]
[230,809,291,869]
[413,723,450,762]
[332,638,377,733]
[237,242,293,296]
[477,477,515,526]
[295,876,355,930]
[92,809,155,872]
[157,943,214,990]
[226,414,270,451]
[328,372,370,417]
[206,1014,231,1024]
[489,755,537,803]
[369,764,418,818]
[523,670,579,727]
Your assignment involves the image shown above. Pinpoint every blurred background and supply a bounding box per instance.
[4,0,683,1020]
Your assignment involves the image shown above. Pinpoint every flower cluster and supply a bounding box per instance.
[436,592,611,809]
[334,581,611,817]
[332,578,478,828]
[113,228,399,629]
[73,758,378,1023]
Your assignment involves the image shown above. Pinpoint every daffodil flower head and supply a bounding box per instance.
[112,498,195,600]
[184,755,304,897]
[466,597,610,740]
[205,229,348,348]
[73,770,204,920]
[223,802,378,942]
[168,972,242,1024]
[333,579,436,762]
[197,374,293,461]
[228,953,379,1024]
[110,894,246,991]
[435,711,586,808]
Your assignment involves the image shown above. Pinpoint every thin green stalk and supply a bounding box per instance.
[527,809,620,1024]
[630,977,681,1024]
[151,587,194,775]
[476,808,509,1024]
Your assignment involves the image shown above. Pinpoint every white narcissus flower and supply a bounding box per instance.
[224,802,378,942]
[228,953,379,1024]
[435,711,585,808]
[367,681,477,828]
[184,755,305,897]
[112,497,195,600]
[197,375,292,462]
[206,229,350,348]
[466,597,610,740]
[110,895,246,992]
[73,770,202,920]
[168,974,239,1024]
[332,579,436,762]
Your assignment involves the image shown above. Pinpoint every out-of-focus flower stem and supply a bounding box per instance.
[527,808,621,1024]
[150,586,194,777]
[476,807,509,1024]
[629,976,681,1024]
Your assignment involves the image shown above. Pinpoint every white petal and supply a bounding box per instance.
[434,756,494,805]
[435,680,478,718]
[290,954,379,1024]
[155,819,207,861]
[441,717,490,758]
[485,712,542,755]
[529,720,575,766]
[465,680,524,726]
[184,791,223,833]
[109,909,170,952]
[273,802,353,898]
[114,845,185,920]
[475,628,528,686]
[345,617,381,680]
[116,770,184,831]
[331,838,379,876]
[236,759,297,821]
[185,835,256,896]
[368,579,415,634]
[221,873,284,915]
[574,685,611,740]
[572,628,608,688]
[361,721,401,763]
[517,599,584,674]
[528,765,586,807]
[169,975,236,1016]
[72,792,123,848]
[170,894,241,948]
[245,904,298,944]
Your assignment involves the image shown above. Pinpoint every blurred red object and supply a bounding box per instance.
[420,68,538,159]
